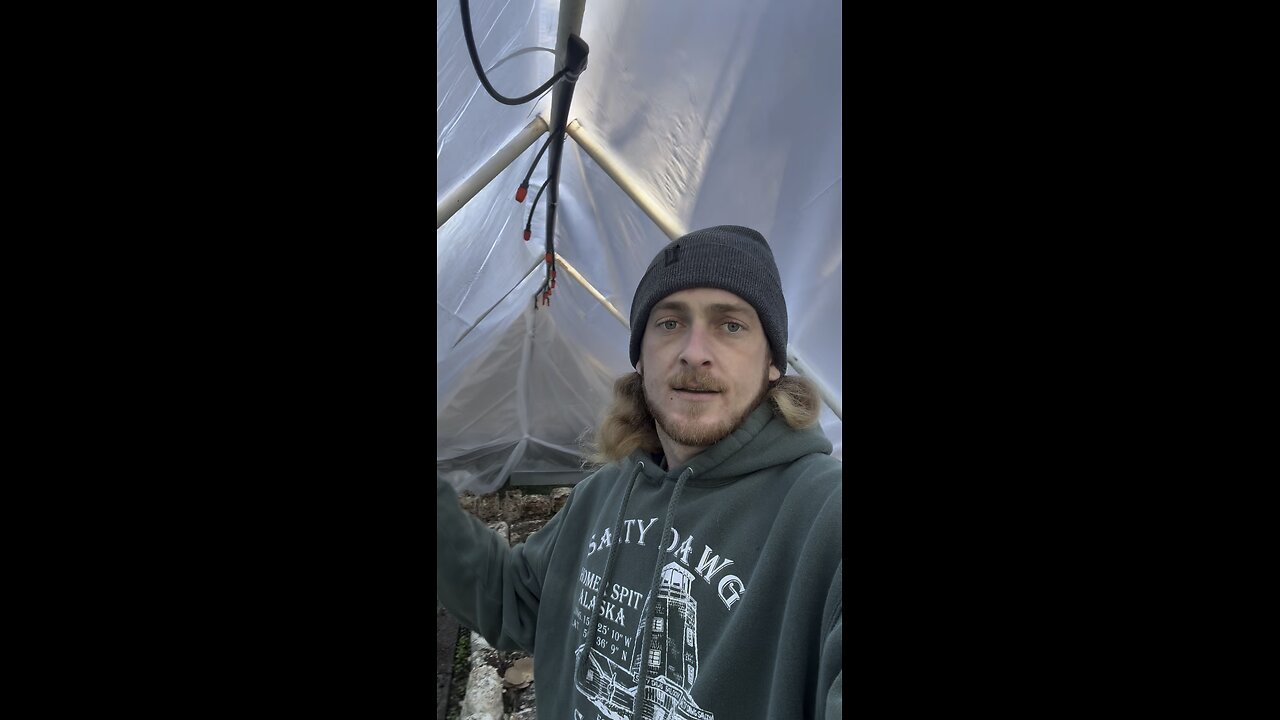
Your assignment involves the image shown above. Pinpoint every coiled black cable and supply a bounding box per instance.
[460,0,568,106]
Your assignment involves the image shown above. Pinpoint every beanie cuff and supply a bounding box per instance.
[628,230,787,370]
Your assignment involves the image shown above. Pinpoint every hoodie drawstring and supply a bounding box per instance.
[573,460,644,690]
[630,465,694,718]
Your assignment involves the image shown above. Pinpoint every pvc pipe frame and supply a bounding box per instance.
[566,120,685,241]
[554,253,629,328]
[436,116,549,229]
[552,0,588,78]
[434,116,844,421]
[436,0,583,230]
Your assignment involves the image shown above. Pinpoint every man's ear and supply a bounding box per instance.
[768,363,781,382]
[636,360,644,377]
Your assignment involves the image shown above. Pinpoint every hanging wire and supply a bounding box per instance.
[459,0,568,105]
[516,134,553,203]
[523,182,547,241]
[457,0,588,308]
[485,46,556,74]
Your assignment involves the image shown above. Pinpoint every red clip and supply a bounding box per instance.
[515,185,528,203]
[523,228,531,241]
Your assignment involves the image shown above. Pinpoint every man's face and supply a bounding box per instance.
[637,287,782,450]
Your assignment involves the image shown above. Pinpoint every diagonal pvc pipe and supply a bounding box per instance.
[786,349,843,420]
[553,252,629,328]
[451,254,546,349]
[565,119,685,241]
[437,116,549,229]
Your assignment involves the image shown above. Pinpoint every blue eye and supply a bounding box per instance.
[660,320,678,330]
[725,322,742,333]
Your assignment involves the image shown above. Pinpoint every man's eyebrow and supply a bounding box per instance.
[707,302,753,317]
[652,300,755,318]
[652,300,690,315]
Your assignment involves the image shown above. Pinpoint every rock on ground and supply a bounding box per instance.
[448,486,569,720]
[459,664,503,720]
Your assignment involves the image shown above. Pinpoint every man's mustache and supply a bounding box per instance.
[668,371,724,392]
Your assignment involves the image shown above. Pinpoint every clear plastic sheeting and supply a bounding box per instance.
[437,0,557,194]
[438,0,842,494]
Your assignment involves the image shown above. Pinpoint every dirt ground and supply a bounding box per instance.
[439,486,569,720]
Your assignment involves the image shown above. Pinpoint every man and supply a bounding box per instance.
[438,225,842,719]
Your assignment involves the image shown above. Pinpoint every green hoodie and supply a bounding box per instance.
[437,402,843,719]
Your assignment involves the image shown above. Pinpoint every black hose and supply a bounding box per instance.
[459,0,567,106]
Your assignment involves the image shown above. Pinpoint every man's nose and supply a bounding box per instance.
[679,324,713,366]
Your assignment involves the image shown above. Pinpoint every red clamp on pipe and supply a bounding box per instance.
[515,185,528,203]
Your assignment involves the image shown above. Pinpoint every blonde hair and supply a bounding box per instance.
[583,373,822,467]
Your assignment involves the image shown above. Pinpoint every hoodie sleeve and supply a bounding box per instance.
[826,668,842,718]
[818,562,843,719]
[436,475,572,652]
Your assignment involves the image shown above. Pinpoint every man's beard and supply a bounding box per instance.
[645,367,772,448]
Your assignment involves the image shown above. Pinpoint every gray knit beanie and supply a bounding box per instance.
[629,225,787,369]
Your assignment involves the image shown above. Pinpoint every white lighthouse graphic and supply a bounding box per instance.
[575,562,714,720]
